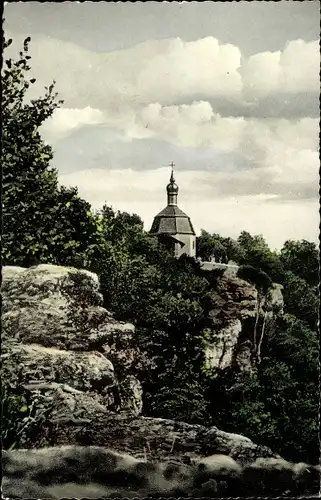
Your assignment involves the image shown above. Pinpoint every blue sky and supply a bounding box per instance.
[4,1,320,249]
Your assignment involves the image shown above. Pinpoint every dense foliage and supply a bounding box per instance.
[2,36,319,465]
[2,36,97,267]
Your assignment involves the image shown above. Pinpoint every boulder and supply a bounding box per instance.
[43,414,279,464]
[3,445,319,498]
[2,264,131,350]
[1,264,141,420]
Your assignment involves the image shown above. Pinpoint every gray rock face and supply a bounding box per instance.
[41,414,279,465]
[204,273,284,373]
[204,320,242,370]
[1,264,141,422]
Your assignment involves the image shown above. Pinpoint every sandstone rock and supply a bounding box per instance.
[194,454,242,475]
[204,320,242,370]
[7,342,115,391]
[234,340,253,373]
[241,457,320,496]
[50,414,279,466]
[1,264,142,419]
[205,273,284,374]
[207,275,258,328]
[2,264,126,349]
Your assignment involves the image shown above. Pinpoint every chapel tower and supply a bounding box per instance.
[150,163,196,258]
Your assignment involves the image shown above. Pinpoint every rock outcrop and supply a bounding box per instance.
[3,445,319,498]
[204,269,284,373]
[1,264,141,421]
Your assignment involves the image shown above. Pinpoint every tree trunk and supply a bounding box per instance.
[257,310,268,365]
[253,291,261,356]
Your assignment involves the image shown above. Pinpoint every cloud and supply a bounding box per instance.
[138,101,244,150]
[134,37,243,104]
[54,121,318,202]
[241,39,319,99]
[40,107,105,143]
[5,30,318,113]
[4,29,319,247]
[42,105,318,204]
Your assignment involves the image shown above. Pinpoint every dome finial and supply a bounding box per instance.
[167,161,178,206]
[170,161,175,183]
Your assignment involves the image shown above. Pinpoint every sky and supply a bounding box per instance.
[4,1,320,250]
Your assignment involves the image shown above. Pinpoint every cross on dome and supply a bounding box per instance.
[167,161,179,205]
[170,161,175,182]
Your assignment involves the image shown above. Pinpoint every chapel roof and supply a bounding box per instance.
[150,206,196,235]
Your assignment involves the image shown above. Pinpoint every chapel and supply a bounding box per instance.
[149,163,196,258]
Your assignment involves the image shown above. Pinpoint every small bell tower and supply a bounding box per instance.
[150,162,196,258]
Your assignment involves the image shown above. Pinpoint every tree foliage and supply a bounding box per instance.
[280,239,319,287]
[196,230,285,282]
[2,36,98,267]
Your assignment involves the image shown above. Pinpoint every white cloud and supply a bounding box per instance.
[242,39,319,98]
[137,100,248,150]
[280,39,320,93]
[5,31,318,111]
[45,102,318,203]
[5,29,319,246]
[135,37,243,103]
[135,104,319,193]
[40,106,105,143]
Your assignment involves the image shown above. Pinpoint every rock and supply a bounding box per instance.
[52,415,278,465]
[242,457,320,496]
[264,283,284,314]
[8,342,115,391]
[194,454,242,475]
[1,264,142,420]
[119,375,143,416]
[3,445,319,499]
[205,273,284,374]
[204,273,256,373]
[2,445,192,498]
[234,340,253,373]
[204,320,242,370]
[2,264,123,349]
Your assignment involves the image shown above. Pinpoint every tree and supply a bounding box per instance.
[280,240,319,287]
[147,371,210,425]
[237,231,284,282]
[2,35,97,267]
[260,314,319,463]
[196,230,215,261]
[282,271,318,330]
[196,231,243,263]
